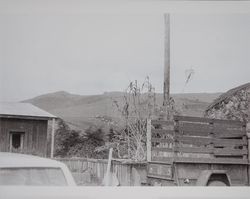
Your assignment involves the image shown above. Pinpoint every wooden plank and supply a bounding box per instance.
[213,138,247,147]
[151,138,174,144]
[151,120,174,126]
[152,147,173,152]
[174,115,244,126]
[214,131,246,138]
[175,136,247,147]
[152,146,212,154]
[177,136,246,147]
[212,119,244,126]
[148,160,173,165]
[213,125,243,132]
[214,148,248,156]
[171,157,249,165]
[151,129,174,136]
[178,122,211,136]
[176,136,212,146]
[176,146,213,154]
[174,115,212,123]
[152,156,175,162]
[178,129,211,137]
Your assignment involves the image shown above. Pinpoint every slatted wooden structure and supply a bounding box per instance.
[56,158,147,186]
[147,116,248,162]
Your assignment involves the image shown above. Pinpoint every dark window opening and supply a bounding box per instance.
[12,134,21,149]
[10,132,24,152]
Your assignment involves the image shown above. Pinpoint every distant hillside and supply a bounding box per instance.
[23,91,222,132]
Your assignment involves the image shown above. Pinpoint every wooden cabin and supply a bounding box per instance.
[0,102,57,157]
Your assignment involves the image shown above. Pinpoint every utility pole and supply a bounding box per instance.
[163,13,170,119]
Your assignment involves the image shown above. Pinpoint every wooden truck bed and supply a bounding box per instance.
[146,115,248,186]
[148,115,247,162]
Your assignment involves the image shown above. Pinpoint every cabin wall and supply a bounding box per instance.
[0,118,48,157]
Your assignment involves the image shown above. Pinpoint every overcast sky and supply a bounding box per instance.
[0,3,250,102]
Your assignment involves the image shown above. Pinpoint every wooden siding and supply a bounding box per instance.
[0,118,48,157]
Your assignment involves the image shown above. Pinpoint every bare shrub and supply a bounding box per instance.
[111,77,158,161]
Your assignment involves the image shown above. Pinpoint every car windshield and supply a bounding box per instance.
[0,167,67,186]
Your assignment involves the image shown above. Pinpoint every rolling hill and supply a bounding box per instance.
[23,91,222,132]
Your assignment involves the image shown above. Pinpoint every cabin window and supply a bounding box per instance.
[9,132,24,152]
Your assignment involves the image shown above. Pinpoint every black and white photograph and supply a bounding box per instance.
[1,0,250,198]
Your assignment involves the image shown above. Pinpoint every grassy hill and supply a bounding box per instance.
[23,91,222,132]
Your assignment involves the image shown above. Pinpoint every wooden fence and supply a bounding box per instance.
[147,115,248,162]
[56,158,147,186]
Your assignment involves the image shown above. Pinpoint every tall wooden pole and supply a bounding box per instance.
[163,13,170,107]
[163,13,170,119]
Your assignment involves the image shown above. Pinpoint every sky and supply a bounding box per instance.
[0,2,250,102]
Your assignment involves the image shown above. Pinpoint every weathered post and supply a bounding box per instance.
[103,148,113,186]
[147,119,152,162]
[50,118,55,158]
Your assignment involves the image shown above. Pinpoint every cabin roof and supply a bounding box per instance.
[0,102,56,119]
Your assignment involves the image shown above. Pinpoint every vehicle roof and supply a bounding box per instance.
[0,152,65,168]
